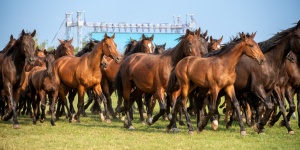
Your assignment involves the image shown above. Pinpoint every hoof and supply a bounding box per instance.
[128,125,135,130]
[279,120,285,127]
[240,131,247,136]
[51,120,56,126]
[106,119,111,123]
[13,124,21,129]
[121,116,126,121]
[40,119,45,123]
[188,131,194,135]
[268,122,274,128]
[211,120,219,131]
[226,123,231,129]
[172,128,180,132]
[288,131,295,135]
[168,114,172,120]
[179,121,185,126]
[147,117,153,125]
[124,120,129,128]
[166,127,171,133]
[100,113,105,121]
[253,123,259,133]
[141,121,146,125]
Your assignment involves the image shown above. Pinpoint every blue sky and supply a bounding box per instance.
[0,0,299,50]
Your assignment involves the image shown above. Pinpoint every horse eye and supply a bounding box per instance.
[247,44,253,47]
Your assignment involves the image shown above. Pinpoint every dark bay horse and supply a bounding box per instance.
[167,33,265,135]
[0,35,16,116]
[54,38,74,59]
[154,43,166,54]
[27,51,57,125]
[53,33,120,123]
[226,21,300,134]
[115,28,208,130]
[0,29,36,128]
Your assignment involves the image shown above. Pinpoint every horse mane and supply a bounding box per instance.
[76,40,99,57]
[4,31,30,56]
[124,39,137,55]
[259,22,298,53]
[124,36,152,57]
[204,34,249,57]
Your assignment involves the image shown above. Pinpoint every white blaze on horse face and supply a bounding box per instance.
[217,45,221,49]
[148,43,153,53]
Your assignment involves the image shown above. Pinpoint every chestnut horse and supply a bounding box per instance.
[27,50,57,125]
[115,28,208,130]
[53,33,120,123]
[208,36,223,52]
[98,34,154,120]
[167,33,265,135]
[1,29,36,128]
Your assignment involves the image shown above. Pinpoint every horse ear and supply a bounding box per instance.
[163,43,166,48]
[210,36,213,43]
[296,20,300,28]
[205,37,209,42]
[69,38,73,43]
[250,32,256,39]
[150,34,154,41]
[21,29,25,36]
[35,46,39,51]
[58,39,64,44]
[111,33,115,39]
[104,33,108,38]
[217,36,223,43]
[10,35,14,41]
[186,29,190,36]
[142,34,146,39]
[31,29,36,37]
[203,30,208,38]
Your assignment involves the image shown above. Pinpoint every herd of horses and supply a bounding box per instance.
[0,20,300,136]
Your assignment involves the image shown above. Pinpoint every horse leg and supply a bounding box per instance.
[273,86,294,134]
[151,91,167,125]
[38,91,46,123]
[224,85,246,135]
[50,91,59,126]
[83,90,94,112]
[76,86,85,123]
[93,84,111,123]
[284,86,296,124]
[68,88,77,114]
[297,90,300,128]
[136,94,146,124]
[58,85,72,122]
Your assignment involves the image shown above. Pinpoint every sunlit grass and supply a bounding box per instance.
[0,95,299,150]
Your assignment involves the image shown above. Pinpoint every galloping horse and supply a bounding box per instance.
[167,33,265,135]
[225,21,300,134]
[1,29,36,128]
[27,51,57,125]
[53,33,120,123]
[115,28,208,130]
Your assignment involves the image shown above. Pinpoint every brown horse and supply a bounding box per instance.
[1,29,36,128]
[97,34,154,121]
[54,38,74,59]
[27,50,57,125]
[0,35,16,116]
[53,33,120,123]
[167,32,265,135]
[208,36,223,52]
[115,28,208,130]
[154,43,166,54]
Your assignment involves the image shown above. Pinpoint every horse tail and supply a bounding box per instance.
[166,68,179,93]
[114,70,123,112]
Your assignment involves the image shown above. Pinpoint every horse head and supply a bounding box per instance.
[20,29,36,65]
[55,38,74,59]
[208,36,223,52]
[240,32,266,65]
[140,34,154,54]
[102,33,121,63]
[290,20,300,54]
[180,28,206,57]
[154,43,166,54]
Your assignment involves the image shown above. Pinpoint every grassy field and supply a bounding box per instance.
[0,95,299,150]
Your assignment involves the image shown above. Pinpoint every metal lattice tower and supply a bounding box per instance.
[65,11,198,49]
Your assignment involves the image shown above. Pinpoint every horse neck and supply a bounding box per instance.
[88,43,103,66]
[218,43,246,72]
[264,37,290,68]
[170,43,186,66]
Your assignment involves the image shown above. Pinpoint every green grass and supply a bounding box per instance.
[0,95,299,150]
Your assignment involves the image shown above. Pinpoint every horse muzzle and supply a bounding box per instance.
[114,56,121,64]
[28,57,36,65]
